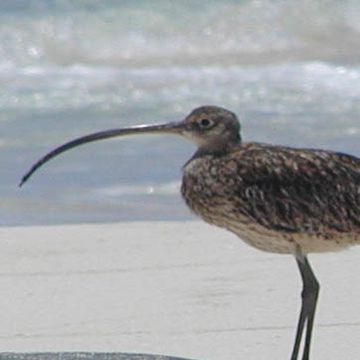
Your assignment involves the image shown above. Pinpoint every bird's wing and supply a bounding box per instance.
[226,144,360,235]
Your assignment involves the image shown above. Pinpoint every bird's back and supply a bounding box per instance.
[181,143,360,254]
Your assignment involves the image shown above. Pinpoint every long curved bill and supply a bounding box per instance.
[19,120,185,187]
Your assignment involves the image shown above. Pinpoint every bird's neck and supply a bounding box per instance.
[194,138,241,158]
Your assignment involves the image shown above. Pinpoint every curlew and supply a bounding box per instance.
[20,106,360,360]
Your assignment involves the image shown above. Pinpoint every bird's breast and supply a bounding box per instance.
[181,156,292,253]
[181,155,250,230]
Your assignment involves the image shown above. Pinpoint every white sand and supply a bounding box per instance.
[0,221,359,360]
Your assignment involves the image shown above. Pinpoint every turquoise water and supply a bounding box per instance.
[1,0,360,225]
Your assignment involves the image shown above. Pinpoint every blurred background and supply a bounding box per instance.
[1,0,359,225]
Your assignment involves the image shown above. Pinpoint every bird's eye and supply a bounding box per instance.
[199,118,212,128]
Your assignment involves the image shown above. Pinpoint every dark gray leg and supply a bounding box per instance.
[290,252,320,360]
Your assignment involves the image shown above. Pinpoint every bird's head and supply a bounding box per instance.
[20,106,242,186]
[181,106,241,148]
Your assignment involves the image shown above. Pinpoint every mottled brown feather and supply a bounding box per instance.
[182,142,360,253]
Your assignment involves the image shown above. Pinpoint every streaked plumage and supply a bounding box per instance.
[182,142,360,254]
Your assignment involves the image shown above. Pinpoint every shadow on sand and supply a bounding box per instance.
[0,353,198,360]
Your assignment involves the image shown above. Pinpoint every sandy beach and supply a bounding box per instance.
[0,221,359,359]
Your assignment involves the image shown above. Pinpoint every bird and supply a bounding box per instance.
[20,105,360,360]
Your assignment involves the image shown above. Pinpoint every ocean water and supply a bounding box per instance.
[1,0,359,226]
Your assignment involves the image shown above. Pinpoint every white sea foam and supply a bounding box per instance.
[96,181,181,197]
[0,0,359,68]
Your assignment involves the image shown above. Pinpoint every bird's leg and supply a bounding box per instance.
[290,290,307,359]
[290,251,320,360]
[299,256,319,360]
